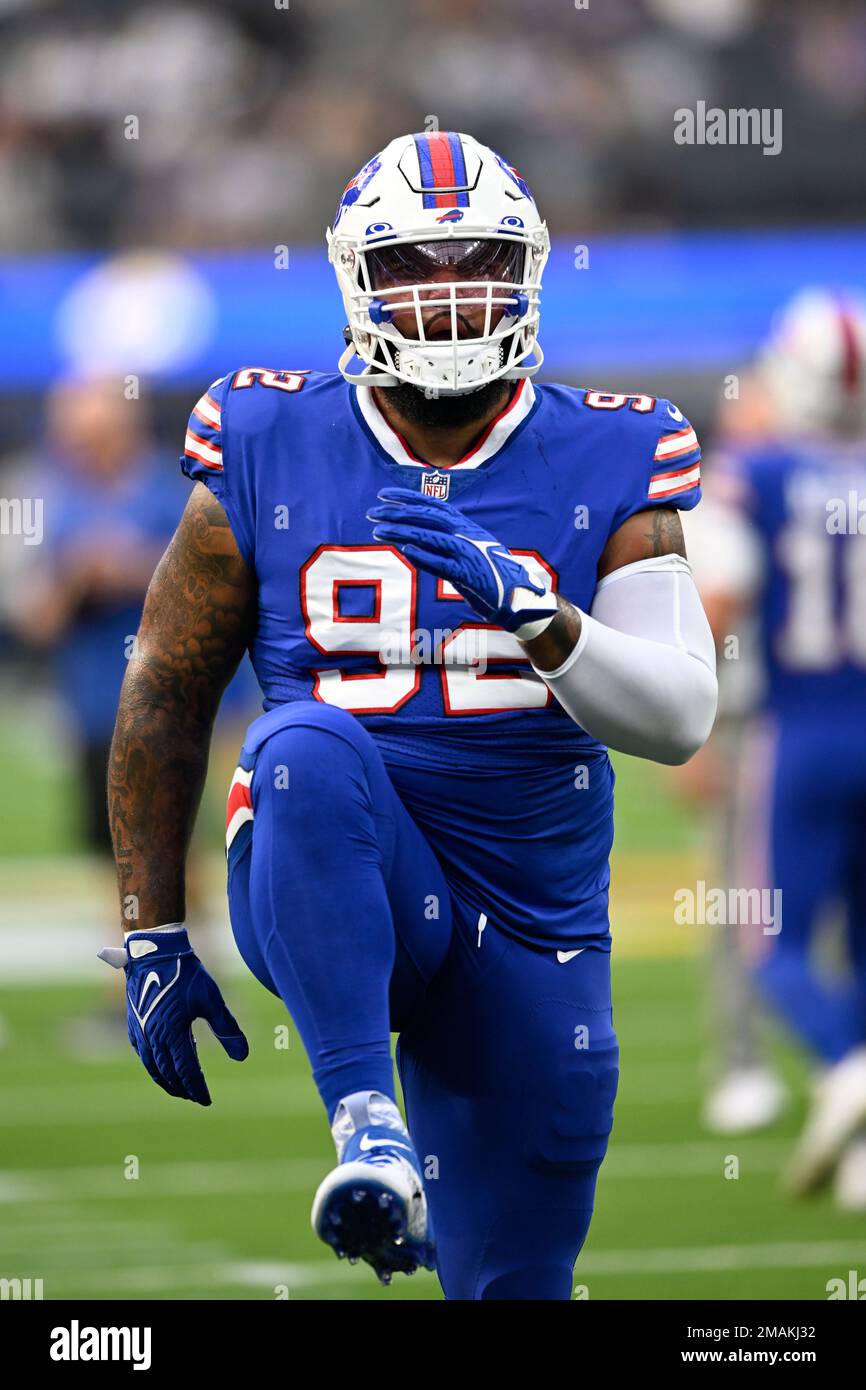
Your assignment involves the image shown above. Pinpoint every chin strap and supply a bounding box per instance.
[337,337,544,393]
[337,341,400,388]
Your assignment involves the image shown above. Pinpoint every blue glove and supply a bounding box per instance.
[99,926,248,1105]
[367,486,559,639]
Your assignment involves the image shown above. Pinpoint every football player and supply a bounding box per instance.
[696,290,866,1203]
[102,133,717,1298]
[682,388,788,1136]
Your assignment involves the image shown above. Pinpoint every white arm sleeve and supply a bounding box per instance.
[533,554,718,765]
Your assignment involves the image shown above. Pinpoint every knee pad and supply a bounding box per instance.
[455,1205,596,1300]
[245,700,373,760]
[523,1018,619,1174]
[246,702,379,800]
[478,1261,578,1301]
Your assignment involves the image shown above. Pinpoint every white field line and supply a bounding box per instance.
[0,1241,230,1274]
[601,1138,792,1177]
[0,918,243,984]
[6,1243,866,1297]
[0,1076,319,1126]
[32,1259,394,1296]
[0,1212,412,1295]
[577,1239,866,1277]
[219,1240,866,1287]
[0,1062,705,1128]
[0,1160,320,1204]
[0,1139,795,1206]
[0,1158,325,1203]
[0,1234,224,1265]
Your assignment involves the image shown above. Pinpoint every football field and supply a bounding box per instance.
[2,738,865,1302]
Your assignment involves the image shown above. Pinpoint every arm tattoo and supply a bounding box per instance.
[108,484,255,932]
[597,505,687,580]
[642,507,687,559]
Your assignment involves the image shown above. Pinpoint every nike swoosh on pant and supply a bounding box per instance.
[556,949,586,964]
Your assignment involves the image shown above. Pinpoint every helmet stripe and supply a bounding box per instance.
[413,132,470,210]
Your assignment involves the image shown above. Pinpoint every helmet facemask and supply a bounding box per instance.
[331,225,547,395]
[327,132,550,394]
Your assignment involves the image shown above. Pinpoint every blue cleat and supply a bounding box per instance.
[311,1093,436,1284]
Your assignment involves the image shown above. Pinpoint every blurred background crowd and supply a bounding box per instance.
[1,0,866,250]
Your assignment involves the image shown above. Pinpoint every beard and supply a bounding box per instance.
[384,377,514,430]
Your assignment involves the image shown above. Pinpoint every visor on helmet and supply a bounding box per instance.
[367,238,523,290]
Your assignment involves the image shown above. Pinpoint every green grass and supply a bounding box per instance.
[0,713,79,857]
[608,751,701,853]
[2,958,865,1301]
[0,690,246,857]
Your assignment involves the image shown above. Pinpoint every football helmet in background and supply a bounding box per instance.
[759,288,866,437]
[327,131,550,394]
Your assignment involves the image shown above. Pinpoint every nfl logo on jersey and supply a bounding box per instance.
[421,470,450,500]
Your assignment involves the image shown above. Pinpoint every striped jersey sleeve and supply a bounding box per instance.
[180,375,229,489]
[646,405,701,507]
[607,396,702,534]
[178,372,255,568]
[648,422,701,502]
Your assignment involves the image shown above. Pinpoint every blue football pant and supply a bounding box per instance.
[750,719,866,1064]
[227,702,619,1300]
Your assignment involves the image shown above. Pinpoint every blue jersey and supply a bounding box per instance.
[720,440,866,724]
[41,451,188,741]
[181,369,701,946]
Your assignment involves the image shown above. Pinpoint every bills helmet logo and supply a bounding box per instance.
[421,471,450,500]
[493,151,533,200]
[334,156,382,227]
[436,209,464,223]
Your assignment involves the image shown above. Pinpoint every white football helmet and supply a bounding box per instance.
[327,131,550,394]
[759,288,866,437]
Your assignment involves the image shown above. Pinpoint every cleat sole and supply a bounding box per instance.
[316,1177,433,1280]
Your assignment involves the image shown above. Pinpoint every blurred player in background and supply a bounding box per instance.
[16,377,187,856]
[683,372,787,1136]
[11,379,188,1048]
[683,489,788,1135]
[696,290,866,1207]
[15,375,258,855]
